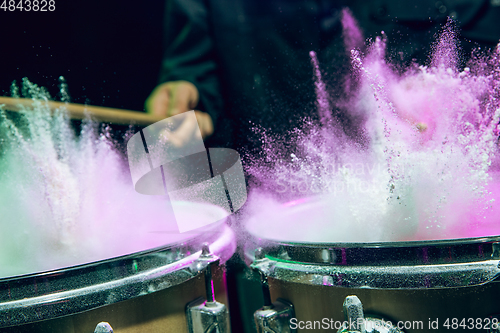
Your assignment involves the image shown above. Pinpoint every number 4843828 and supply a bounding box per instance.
[0,0,55,11]
[443,318,499,330]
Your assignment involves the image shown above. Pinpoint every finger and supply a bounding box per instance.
[146,84,171,117]
[159,113,201,147]
[160,111,213,147]
[152,88,171,117]
[159,128,184,147]
[170,83,198,116]
[194,111,214,138]
[175,113,202,143]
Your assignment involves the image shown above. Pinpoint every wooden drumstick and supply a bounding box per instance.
[0,96,165,126]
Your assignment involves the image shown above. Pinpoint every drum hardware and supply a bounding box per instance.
[341,295,366,333]
[245,237,500,289]
[186,244,231,333]
[252,248,297,333]
[94,322,113,333]
[254,298,296,333]
[311,274,335,286]
[0,221,235,331]
[245,240,500,333]
[243,197,500,333]
[178,243,189,260]
[492,242,500,259]
[320,248,336,264]
[338,295,403,333]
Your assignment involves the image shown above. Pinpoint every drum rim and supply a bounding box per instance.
[254,234,500,248]
[0,221,236,328]
[244,195,500,266]
[244,197,500,289]
[245,232,500,265]
[245,232,500,289]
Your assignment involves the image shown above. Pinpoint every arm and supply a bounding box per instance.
[146,0,222,138]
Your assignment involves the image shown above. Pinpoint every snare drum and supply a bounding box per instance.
[244,197,500,333]
[0,201,236,333]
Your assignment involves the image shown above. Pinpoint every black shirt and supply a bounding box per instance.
[159,0,500,151]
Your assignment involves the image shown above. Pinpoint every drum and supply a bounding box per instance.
[243,196,500,333]
[0,201,236,333]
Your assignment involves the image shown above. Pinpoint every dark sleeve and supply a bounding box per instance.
[159,0,222,125]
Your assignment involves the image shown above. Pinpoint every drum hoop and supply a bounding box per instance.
[245,227,500,263]
[251,256,500,289]
[0,222,236,328]
[244,195,500,266]
[244,232,500,289]
[244,197,500,288]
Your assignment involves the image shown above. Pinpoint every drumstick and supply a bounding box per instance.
[0,96,165,126]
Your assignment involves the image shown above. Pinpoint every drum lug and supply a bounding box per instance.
[342,295,366,333]
[254,298,296,333]
[186,243,230,333]
[94,322,114,333]
[186,297,231,333]
[338,295,404,333]
[253,247,297,333]
[250,247,275,276]
[192,243,220,273]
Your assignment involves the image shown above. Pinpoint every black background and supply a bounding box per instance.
[0,0,164,111]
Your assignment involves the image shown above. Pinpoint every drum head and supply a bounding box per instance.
[0,200,228,279]
[0,201,235,329]
[244,195,500,244]
[244,196,500,283]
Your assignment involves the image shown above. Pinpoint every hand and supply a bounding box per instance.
[145,81,214,139]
